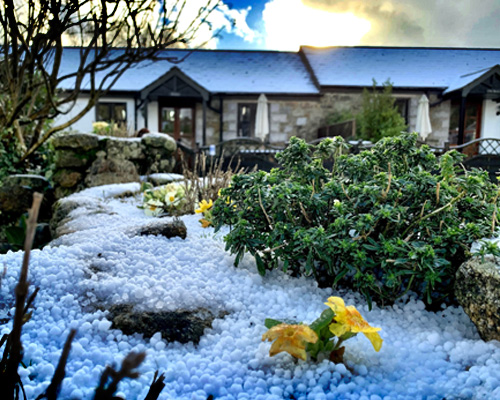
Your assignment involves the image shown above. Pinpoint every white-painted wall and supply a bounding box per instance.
[481,99,500,139]
[147,101,159,132]
[53,95,137,136]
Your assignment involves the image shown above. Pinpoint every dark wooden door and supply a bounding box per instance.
[159,98,196,148]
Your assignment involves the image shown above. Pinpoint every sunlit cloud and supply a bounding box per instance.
[302,0,500,48]
[262,0,371,51]
[164,0,257,48]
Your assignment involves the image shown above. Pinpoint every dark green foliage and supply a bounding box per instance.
[0,128,22,181]
[213,133,500,307]
[325,111,355,126]
[2,215,52,254]
[0,127,55,184]
[358,80,407,142]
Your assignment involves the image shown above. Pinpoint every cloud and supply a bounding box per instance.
[301,0,500,47]
[262,0,372,51]
[164,0,257,48]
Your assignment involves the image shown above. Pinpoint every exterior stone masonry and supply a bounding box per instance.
[196,91,451,147]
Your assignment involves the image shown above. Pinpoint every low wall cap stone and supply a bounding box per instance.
[52,132,100,151]
[141,132,177,153]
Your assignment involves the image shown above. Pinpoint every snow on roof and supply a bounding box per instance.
[444,64,500,94]
[57,46,500,95]
[301,46,500,89]
[58,48,320,95]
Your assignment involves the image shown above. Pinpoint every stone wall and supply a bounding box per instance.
[196,91,452,146]
[428,95,451,147]
[51,132,177,198]
[197,98,325,146]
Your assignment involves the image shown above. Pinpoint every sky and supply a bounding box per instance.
[182,0,500,51]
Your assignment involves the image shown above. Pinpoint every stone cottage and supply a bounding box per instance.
[55,46,500,148]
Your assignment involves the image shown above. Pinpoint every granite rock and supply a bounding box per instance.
[455,258,500,341]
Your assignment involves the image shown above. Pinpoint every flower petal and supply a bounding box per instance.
[297,327,319,344]
[363,331,383,352]
[324,296,346,313]
[329,322,349,337]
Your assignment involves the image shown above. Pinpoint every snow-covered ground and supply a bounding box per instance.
[1,183,500,400]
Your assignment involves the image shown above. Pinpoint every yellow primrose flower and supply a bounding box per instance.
[165,192,177,205]
[144,200,164,217]
[262,323,318,361]
[324,297,383,352]
[200,218,212,228]
[195,199,213,214]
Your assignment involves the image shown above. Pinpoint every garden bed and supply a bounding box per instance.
[0,183,499,399]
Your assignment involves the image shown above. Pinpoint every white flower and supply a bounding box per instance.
[144,200,164,217]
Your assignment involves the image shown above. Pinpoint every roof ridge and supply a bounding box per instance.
[301,45,500,51]
[61,46,298,55]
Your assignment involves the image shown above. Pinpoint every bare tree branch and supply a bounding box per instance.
[0,0,230,164]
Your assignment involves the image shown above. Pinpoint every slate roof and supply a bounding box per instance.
[301,46,500,90]
[444,65,500,94]
[57,48,320,95]
[58,46,500,95]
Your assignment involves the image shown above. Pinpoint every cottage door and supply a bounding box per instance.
[449,99,482,155]
[160,106,195,147]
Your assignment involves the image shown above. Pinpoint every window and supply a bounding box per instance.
[96,102,127,125]
[237,103,257,137]
[448,100,482,147]
[159,106,195,147]
[394,98,409,125]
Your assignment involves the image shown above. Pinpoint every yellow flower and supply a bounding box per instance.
[195,199,213,214]
[200,218,212,228]
[218,188,232,205]
[262,323,318,361]
[325,297,383,352]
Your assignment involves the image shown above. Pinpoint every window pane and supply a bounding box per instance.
[161,107,176,134]
[238,104,256,137]
[394,99,409,124]
[113,104,127,124]
[449,102,481,145]
[179,108,193,137]
[96,104,111,121]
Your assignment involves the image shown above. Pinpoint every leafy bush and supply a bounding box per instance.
[0,128,22,181]
[213,133,500,307]
[92,121,129,137]
[358,80,407,142]
[325,110,356,127]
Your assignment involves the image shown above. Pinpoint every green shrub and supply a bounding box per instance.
[325,110,356,126]
[213,133,500,308]
[358,80,407,142]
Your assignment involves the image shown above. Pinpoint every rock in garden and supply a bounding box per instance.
[0,174,54,225]
[138,219,187,240]
[85,151,140,187]
[50,196,109,238]
[105,137,144,161]
[141,132,177,153]
[107,304,219,344]
[51,132,100,151]
[52,169,83,188]
[455,258,500,341]
[147,173,184,186]
[54,149,92,169]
